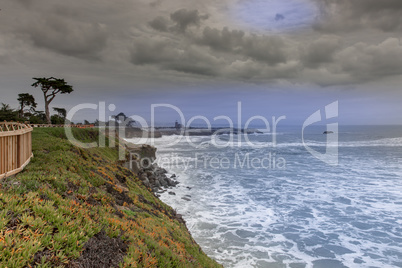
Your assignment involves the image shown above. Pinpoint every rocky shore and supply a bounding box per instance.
[120,127,263,195]
[124,144,179,195]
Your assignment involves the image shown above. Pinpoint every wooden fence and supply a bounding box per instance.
[0,122,33,179]
[28,124,95,128]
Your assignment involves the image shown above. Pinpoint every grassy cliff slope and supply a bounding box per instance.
[0,128,221,268]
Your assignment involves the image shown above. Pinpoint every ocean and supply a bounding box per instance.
[131,125,402,268]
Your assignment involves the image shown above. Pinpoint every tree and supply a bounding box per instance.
[52,107,68,125]
[17,93,37,118]
[53,107,67,118]
[0,103,18,122]
[31,77,73,124]
[112,112,136,127]
[51,114,65,125]
[29,111,46,124]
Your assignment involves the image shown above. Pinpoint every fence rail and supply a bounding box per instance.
[28,124,95,128]
[0,122,33,179]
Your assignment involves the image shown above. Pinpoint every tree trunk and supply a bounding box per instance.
[19,105,24,119]
[45,99,51,124]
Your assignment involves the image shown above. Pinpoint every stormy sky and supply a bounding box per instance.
[1,0,402,125]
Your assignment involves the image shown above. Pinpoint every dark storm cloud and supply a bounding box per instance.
[148,16,170,32]
[314,0,402,32]
[131,25,291,79]
[198,27,287,65]
[14,0,33,7]
[241,35,287,65]
[275,14,285,21]
[22,16,108,59]
[198,27,245,52]
[300,35,342,68]
[148,9,209,33]
[170,9,209,32]
[138,12,291,79]
[299,37,402,86]
[150,0,163,8]
[2,1,111,59]
[138,6,402,84]
[1,0,402,89]
[336,38,402,80]
[130,37,221,76]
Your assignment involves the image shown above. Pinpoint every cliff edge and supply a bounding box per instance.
[0,128,221,267]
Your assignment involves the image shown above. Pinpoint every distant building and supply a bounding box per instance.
[175,120,182,130]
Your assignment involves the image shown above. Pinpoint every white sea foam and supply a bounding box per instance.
[131,129,402,267]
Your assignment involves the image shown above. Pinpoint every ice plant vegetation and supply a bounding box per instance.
[0,128,221,267]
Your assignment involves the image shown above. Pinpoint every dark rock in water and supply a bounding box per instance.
[182,197,191,201]
[139,173,147,181]
[171,174,176,178]
[160,178,168,187]
[164,177,175,187]
[323,131,334,134]
[159,168,168,174]
[125,143,179,193]
[175,214,186,224]
[164,177,171,183]
[168,192,176,195]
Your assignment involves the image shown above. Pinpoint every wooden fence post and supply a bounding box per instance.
[0,122,34,179]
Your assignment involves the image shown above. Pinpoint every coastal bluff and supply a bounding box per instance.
[0,128,221,267]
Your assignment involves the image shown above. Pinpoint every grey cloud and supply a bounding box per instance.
[314,0,402,32]
[336,38,402,80]
[275,14,285,22]
[150,0,163,8]
[2,0,401,88]
[300,35,342,68]
[14,0,34,7]
[224,60,300,80]
[164,63,218,76]
[241,35,287,65]
[130,38,179,65]
[23,16,108,59]
[199,27,245,52]
[148,9,210,34]
[132,21,292,80]
[198,27,288,65]
[148,16,170,32]
[130,37,221,76]
[2,1,110,60]
[170,9,209,32]
[298,38,402,86]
